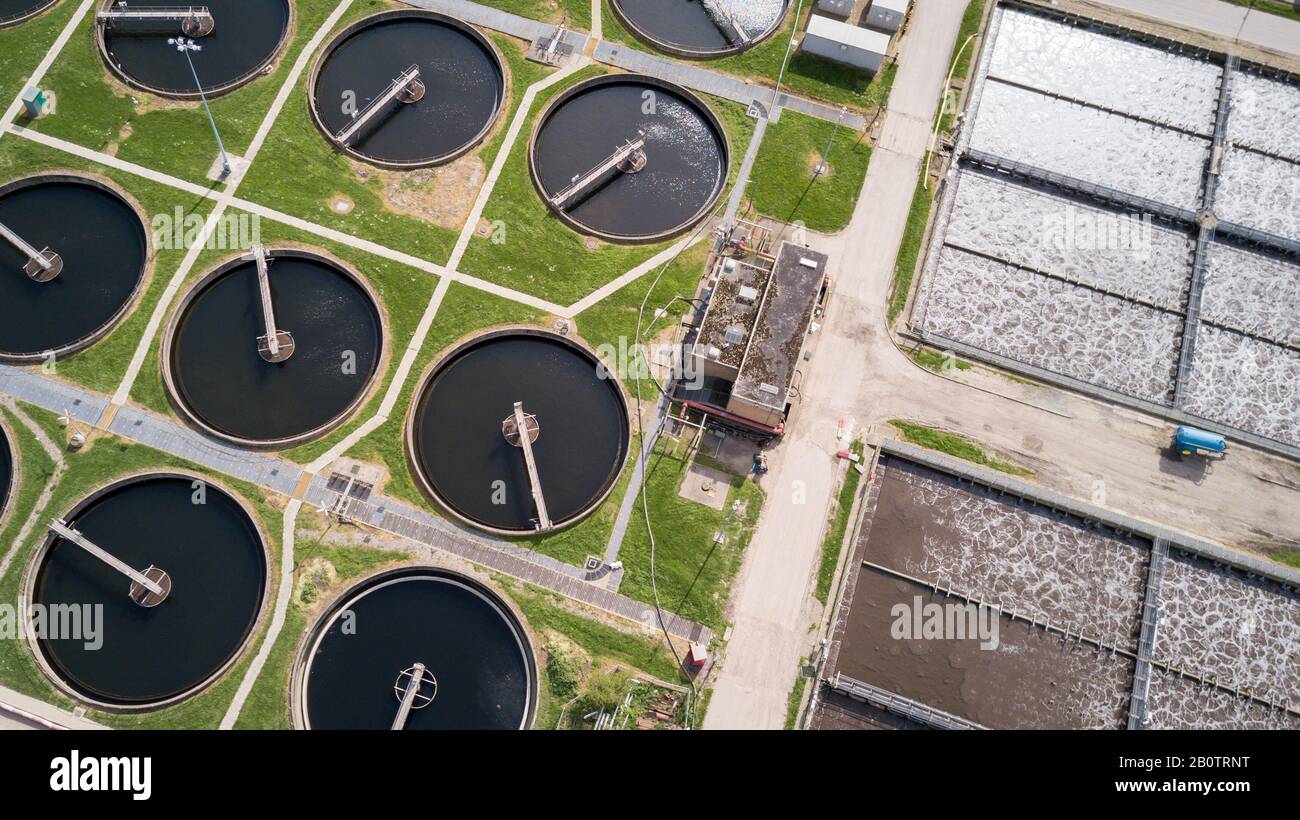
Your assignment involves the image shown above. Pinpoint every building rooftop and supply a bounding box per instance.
[697,256,770,368]
[805,14,893,52]
[732,242,828,410]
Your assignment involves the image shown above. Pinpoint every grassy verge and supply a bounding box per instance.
[886,165,933,323]
[602,2,896,110]
[0,407,58,562]
[0,403,285,729]
[888,419,1032,477]
[126,207,439,465]
[477,0,592,28]
[0,0,79,106]
[813,441,863,605]
[908,346,972,374]
[1222,0,1300,22]
[784,662,808,729]
[29,0,339,187]
[617,436,764,631]
[0,133,216,395]
[938,0,986,135]
[1275,548,1300,569]
[748,109,871,232]
[458,66,753,305]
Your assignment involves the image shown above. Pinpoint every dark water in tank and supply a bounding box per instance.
[0,425,12,518]
[0,0,54,21]
[33,476,266,706]
[0,180,146,358]
[534,80,726,239]
[412,335,629,531]
[614,0,788,52]
[101,0,290,93]
[305,571,533,730]
[170,254,382,443]
[313,15,504,165]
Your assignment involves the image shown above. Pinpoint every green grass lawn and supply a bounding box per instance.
[748,109,871,232]
[126,207,440,465]
[237,3,554,268]
[0,402,285,729]
[477,0,593,28]
[29,0,341,187]
[938,0,986,135]
[0,0,79,106]
[1222,0,1300,23]
[813,440,863,605]
[886,165,933,323]
[0,134,216,395]
[617,437,764,631]
[458,65,754,305]
[889,419,1032,477]
[602,2,896,111]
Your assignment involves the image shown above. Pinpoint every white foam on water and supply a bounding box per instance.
[947,169,1194,309]
[969,82,1210,209]
[922,246,1181,403]
[1145,668,1300,729]
[1227,72,1300,163]
[1155,551,1299,710]
[988,9,1220,135]
[895,468,1148,650]
[701,0,785,38]
[1215,146,1300,239]
[1201,242,1300,347]
[1183,324,1300,447]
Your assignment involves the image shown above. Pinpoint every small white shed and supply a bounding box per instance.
[800,15,891,73]
[865,0,910,34]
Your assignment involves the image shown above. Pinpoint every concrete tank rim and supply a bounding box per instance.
[0,0,59,29]
[527,72,732,245]
[159,244,389,452]
[289,563,540,731]
[306,8,508,170]
[21,468,274,713]
[608,0,791,60]
[93,0,294,100]
[0,170,155,365]
[402,323,632,537]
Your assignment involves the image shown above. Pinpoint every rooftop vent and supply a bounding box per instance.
[737,285,759,305]
[724,324,745,345]
[758,382,780,396]
[707,346,722,361]
[799,257,819,269]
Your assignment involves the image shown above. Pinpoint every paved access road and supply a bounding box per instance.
[1088,0,1300,56]
[704,0,1300,729]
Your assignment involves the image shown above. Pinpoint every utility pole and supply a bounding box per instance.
[169,37,231,179]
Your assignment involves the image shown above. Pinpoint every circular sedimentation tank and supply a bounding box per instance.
[407,328,630,534]
[610,0,790,57]
[97,0,291,98]
[163,248,384,448]
[0,0,58,28]
[27,473,268,710]
[310,10,505,168]
[0,418,14,531]
[295,567,537,730]
[0,174,149,363]
[531,74,729,242]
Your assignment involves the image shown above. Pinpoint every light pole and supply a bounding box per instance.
[817,106,848,176]
[169,37,231,179]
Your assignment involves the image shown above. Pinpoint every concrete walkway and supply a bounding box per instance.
[0,364,713,642]
[1087,0,1300,56]
[0,684,105,731]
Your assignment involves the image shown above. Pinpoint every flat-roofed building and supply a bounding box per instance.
[800,14,891,72]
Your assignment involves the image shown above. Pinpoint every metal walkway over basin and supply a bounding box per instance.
[549,139,647,210]
[97,4,215,37]
[332,65,425,146]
